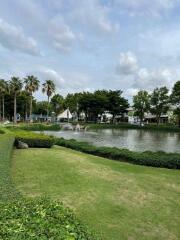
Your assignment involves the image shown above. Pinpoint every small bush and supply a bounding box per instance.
[0,198,97,240]
[55,138,180,169]
[11,130,54,148]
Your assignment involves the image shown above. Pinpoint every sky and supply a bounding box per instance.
[0,0,180,101]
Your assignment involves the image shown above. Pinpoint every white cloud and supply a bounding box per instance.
[67,0,119,34]
[48,16,76,53]
[124,88,139,98]
[113,0,176,16]
[134,67,176,90]
[0,18,39,55]
[116,51,138,75]
[38,69,65,91]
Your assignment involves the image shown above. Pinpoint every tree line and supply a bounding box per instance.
[0,76,55,123]
[133,83,180,126]
[0,76,180,126]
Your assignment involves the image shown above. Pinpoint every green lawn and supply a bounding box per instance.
[12,146,180,240]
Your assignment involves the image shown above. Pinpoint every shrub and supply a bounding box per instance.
[7,123,62,131]
[88,123,180,132]
[55,138,180,169]
[0,198,97,240]
[0,128,5,134]
[11,130,55,148]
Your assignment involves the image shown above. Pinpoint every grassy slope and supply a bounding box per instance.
[0,134,20,201]
[12,146,180,240]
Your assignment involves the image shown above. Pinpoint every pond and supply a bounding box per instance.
[43,129,180,153]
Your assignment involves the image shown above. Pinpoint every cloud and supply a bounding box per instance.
[116,51,138,75]
[124,88,139,100]
[67,0,119,34]
[37,68,91,94]
[48,16,76,53]
[134,67,175,90]
[116,51,180,92]
[38,69,65,90]
[0,18,40,55]
[113,0,176,16]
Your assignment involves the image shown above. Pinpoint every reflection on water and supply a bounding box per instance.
[43,129,180,153]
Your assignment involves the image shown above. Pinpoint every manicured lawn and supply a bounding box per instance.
[12,146,180,240]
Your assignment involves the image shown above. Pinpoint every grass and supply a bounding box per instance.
[0,133,96,239]
[0,134,20,201]
[12,146,180,240]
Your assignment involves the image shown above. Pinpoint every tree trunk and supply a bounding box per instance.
[14,93,17,124]
[47,96,49,119]
[156,114,160,126]
[29,94,33,122]
[2,95,4,121]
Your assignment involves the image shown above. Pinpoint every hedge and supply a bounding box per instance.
[0,134,20,201]
[7,123,62,131]
[55,138,180,169]
[12,130,55,148]
[0,198,97,240]
[88,123,180,132]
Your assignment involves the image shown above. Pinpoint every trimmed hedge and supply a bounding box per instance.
[7,123,62,131]
[11,130,55,148]
[55,138,180,169]
[88,123,180,132]
[0,129,5,134]
[0,134,20,201]
[0,198,97,240]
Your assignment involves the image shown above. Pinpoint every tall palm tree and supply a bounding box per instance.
[9,77,23,124]
[24,75,40,122]
[0,79,8,121]
[42,80,55,118]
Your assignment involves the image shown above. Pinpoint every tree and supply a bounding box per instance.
[50,94,64,115]
[171,81,180,127]
[33,101,51,116]
[150,87,169,125]
[106,90,129,122]
[42,80,55,117]
[24,75,40,121]
[0,79,8,121]
[9,77,23,124]
[133,90,150,124]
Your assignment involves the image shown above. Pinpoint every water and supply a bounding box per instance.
[43,129,180,153]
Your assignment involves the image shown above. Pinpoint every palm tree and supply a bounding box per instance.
[24,75,40,122]
[42,80,55,118]
[9,77,23,124]
[0,79,8,121]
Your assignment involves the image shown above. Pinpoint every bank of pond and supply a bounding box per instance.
[1,128,180,169]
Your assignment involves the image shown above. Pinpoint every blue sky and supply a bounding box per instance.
[0,0,180,101]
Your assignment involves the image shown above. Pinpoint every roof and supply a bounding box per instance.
[57,109,72,119]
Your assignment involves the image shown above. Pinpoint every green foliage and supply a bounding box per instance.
[55,138,180,169]
[171,81,180,127]
[0,134,20,201]
[51,94,64,115]
[150,86,170,125]
[0,128,5,134]
[88,123,180,132]
[133,90,150,123]
[11,123,62,131]
[0,198,96,240]
[10,129,55,148]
